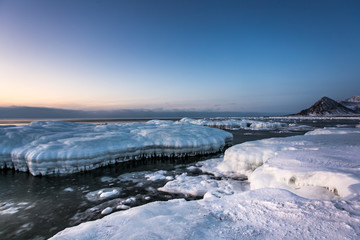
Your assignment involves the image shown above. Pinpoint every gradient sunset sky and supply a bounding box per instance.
[1,0,360,113]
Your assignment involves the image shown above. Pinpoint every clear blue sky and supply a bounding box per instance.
[1,0,359,113]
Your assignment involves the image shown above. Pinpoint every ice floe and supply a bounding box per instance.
[0,120,232,176]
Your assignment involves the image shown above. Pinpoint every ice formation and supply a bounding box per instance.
[218,128,360,200]
[179,117,288,130]
[51,128,360,239]
[158,173,247,197]
[0,120,232,176]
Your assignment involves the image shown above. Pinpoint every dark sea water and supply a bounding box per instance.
[0,118,359,240]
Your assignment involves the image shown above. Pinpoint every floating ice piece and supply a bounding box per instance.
[124,197,136,204]
[117,171,150,183]
[179,117,288,130]
[85,188,121,202]
[50,188,360,240]
[100,207,113,215]
[0,120,232,176]
[218,128,360,200]
[100,176,116,183]
[145,170,173,181]
[63,187,74,192]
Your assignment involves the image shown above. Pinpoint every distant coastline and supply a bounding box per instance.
[0,106,281,120]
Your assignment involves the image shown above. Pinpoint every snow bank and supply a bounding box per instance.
[0,120,232,176]
[218,128,360,200]
[51,188,360,240]
[179,117,288,130]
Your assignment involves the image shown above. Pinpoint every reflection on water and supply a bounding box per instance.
[0,118,359,239]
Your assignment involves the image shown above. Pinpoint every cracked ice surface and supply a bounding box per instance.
[0,120,232,176]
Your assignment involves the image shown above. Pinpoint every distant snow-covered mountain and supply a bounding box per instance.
[292,96,358,116]
[344,96,360,102]
[339,96,360,113]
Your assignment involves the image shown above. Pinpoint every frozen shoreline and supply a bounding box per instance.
[51,127,360,239]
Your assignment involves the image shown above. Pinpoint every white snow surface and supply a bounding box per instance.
[51,188,360,240]
[0,120,232,176]
[345,96,360,103]
[51,128,360,239]
[341,96,360,111]
[179,117,288,130]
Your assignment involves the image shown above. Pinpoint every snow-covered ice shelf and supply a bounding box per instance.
[0,120,232,176]
[51,128,360,239]
[218,127,360,200]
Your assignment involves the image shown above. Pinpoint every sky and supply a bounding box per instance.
[0,0,360,114]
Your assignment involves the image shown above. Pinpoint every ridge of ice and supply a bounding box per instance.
[179,117,288,130]
[0,120,232,176]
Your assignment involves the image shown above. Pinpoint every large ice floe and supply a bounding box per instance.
[0,120,232,176]
[51,128,360,239]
